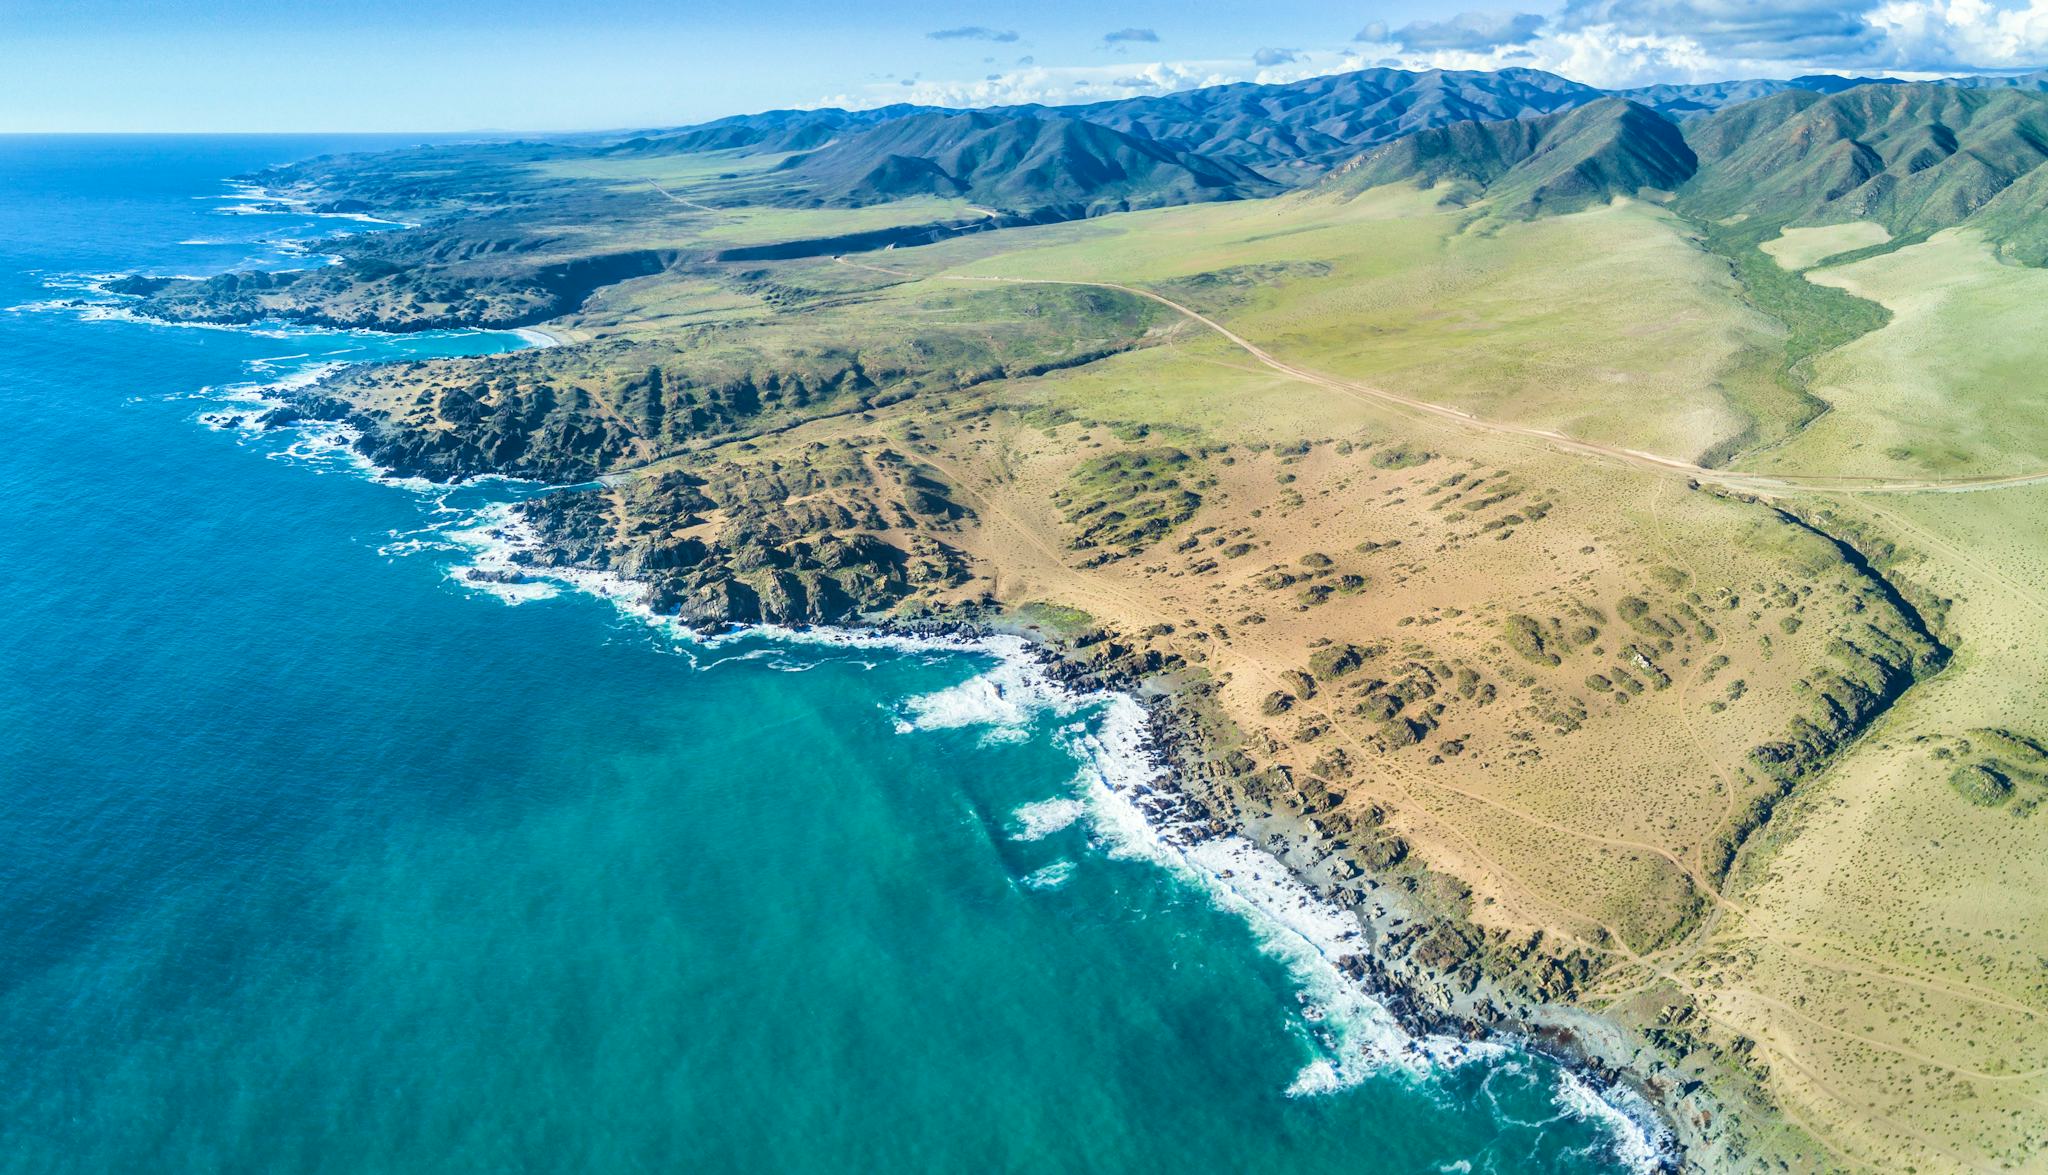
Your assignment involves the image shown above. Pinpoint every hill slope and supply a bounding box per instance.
[1681,84,2048,260]
[1326,98,1698,215]
[610,66,2048,184]
[1615,74,1904,120]
[1006,66,1605,182]
[617,67,1608,183]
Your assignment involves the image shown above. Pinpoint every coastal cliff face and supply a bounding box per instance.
[516,454,977,627]
[154,111,2032,1170]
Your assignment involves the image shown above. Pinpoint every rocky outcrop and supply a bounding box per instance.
[511,450,977,628]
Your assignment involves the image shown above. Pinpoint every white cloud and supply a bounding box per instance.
[813,58,1265,110]
[1391,11,1549,51]
[1351,25,1731,87]
[1862,0,2048,69]
[1355,1,2048,85]
[1540,0,2048,75]
[812,3,2048,117]
[927,26,1021,43]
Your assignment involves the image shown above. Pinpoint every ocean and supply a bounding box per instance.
[0,135,1653,1173]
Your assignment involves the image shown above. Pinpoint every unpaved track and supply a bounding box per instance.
[648,183,723,215]
[834,257,2048,499]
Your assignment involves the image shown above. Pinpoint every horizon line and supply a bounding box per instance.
[6,60,2044,138]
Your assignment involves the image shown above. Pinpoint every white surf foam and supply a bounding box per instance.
[1285,1058,1346,1097]
[1555,1068,1673,1174]
[885,642,1670,1168]
[1008,797,1087,842]
[893,656,1071,739]
[891,650,1479,1089]
[1020,860,1075,890]
[441,505,565,605]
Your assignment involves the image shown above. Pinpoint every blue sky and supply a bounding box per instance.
[6,0,2047,131]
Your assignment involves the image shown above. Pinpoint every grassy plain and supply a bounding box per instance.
[1747,229,2048,479]
[872,187,1803,464]
[1760,222,1894,271]
[1671,483,2048,1170]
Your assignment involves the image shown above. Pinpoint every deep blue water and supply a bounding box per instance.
[0,136,1646,1173]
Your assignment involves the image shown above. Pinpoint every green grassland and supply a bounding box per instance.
[1759,222,1894,270]
[881,186,1809,465]
[1686,483,2048,1169]
[533,149,796,188]
[1742,229,2048,479]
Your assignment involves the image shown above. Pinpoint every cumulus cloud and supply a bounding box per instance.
[1343,0,2048,83]
[1103,28,1161,44]
[927,26,1021,43]
[1387,11,1549,51]
[1413,0,2048,78]
[1253,47,1300,66]
[1818,0,2048,71]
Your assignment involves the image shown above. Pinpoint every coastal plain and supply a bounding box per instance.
[117,73,2048,1172]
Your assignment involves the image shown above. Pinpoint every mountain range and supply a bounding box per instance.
[609,63,2048,243]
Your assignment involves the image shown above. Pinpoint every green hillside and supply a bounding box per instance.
[744,111,1281,217]
[1325,98,1698,216]
[1682,85,2048,261]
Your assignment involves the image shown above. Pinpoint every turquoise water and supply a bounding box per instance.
[0,136,1648,1173]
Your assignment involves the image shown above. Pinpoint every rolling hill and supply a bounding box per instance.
[615,65,2048,180]
[608,104,940,156]
[617,67,1608,183]
[1614,73,1904,119]
[1312,80,2048,266]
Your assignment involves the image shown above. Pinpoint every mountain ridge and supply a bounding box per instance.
[742,109,1282,216]
[619,64,2048,178]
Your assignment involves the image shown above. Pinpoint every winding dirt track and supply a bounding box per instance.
[835,256,2048,498]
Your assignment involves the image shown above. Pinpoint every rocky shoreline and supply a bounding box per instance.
[235,357,1699,1170]
[882,613,1688,1172]
[421,477,1689,1168]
